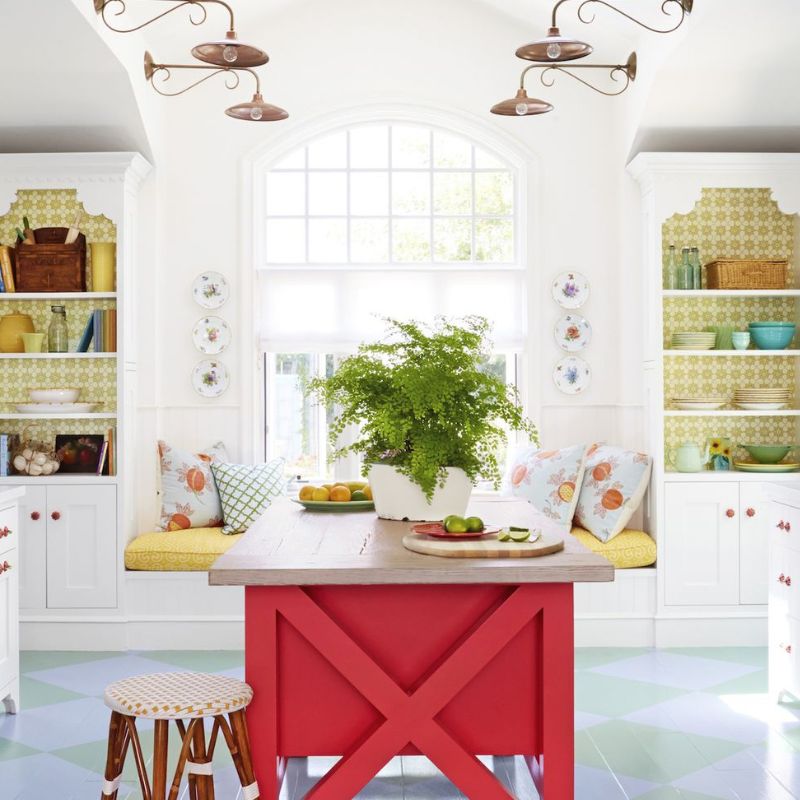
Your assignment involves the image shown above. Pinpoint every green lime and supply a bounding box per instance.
[351,490,367,501]
[444,515,468,533]
[498,531,512,542]
[465,516,484,533]
[509,529,531,542]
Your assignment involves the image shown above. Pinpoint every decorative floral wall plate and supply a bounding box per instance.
[192,360,230,397]
[192,272,229,309]
[553,356,591,394]
[554,314,591,352]
[552,271,589,309]
[192,316,231,355]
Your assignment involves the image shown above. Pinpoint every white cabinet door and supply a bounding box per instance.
[0,543,18,693]
[664,482,740,606]
[46,485,117,609]
[17,485,47,611]
[740,483,769,605]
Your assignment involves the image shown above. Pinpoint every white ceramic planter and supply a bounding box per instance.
[367,464,473,521]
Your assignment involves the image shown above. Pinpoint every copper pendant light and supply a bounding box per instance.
[144,51,288,122]
[490,88,553,117]
[94,0,269,66]
[516,0,693,64]
[226,92,288,122]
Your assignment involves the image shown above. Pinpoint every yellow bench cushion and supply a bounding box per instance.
[125,528,242,571]
[570,526,655,569]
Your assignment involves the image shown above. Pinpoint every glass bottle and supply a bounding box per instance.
[48,305,68,353]
[678,247,692,290]
[690,247,702,290]
[665,245,678,290]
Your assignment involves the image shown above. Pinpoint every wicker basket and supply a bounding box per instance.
[705,259,788,290]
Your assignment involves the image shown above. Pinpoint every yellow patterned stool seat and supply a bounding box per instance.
[101,672,260,799]
[104,671,253,720]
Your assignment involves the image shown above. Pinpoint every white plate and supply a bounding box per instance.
[554,314,591,352]
[734,402,788,410]
[15,402,98,414]
[551,272,589,309]
[553,356,591,395]
[192,360,230,398]
[192,316,231,355]
[192,272,229,309]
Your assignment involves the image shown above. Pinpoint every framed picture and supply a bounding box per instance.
[55,434,106,474]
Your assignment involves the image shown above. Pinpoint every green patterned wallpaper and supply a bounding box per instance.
[662,188,800,466]
[662,187,796,287]
[0,190,118,456]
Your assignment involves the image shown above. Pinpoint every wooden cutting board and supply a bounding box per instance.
[402,532,565,559]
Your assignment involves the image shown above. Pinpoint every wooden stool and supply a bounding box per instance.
[100,672,260,800]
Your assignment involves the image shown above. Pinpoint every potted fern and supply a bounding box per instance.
[307,316,538,521]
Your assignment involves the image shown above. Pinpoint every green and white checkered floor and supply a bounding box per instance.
[1,647,798,798]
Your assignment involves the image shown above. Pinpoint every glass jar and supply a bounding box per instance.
[690,247,702,289]
[678,248,692,290]
[48,305,68,353]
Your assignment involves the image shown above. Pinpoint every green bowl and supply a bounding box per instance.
[741,444,794,464]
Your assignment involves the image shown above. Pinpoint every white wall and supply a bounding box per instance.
[129,0,637,528]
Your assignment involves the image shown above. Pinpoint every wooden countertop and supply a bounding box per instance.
[209,496,615,587]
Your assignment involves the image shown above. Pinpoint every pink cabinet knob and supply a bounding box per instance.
[726,509,735,518]
[30,511,40,521]
[0,526,10,538]
[746,508,756,518]
[51,511,61,521]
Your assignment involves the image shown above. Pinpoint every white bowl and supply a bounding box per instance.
[28,388,81,403]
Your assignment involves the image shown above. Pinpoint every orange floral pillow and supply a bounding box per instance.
[157,440,228,531]
[507,444,588,528]
[574,444,652,542]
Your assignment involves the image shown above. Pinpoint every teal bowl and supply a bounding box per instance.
[749,323,796,349]
[742,444,793,464]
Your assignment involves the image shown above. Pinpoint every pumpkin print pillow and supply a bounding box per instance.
[157,440,228,531]
[574,444,652,543]
[507,443,588,529]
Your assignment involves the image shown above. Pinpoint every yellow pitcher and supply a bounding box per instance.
[0,312,34,353]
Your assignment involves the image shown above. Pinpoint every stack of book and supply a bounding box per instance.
[77,309,117,352]
[0,434,20,476]
[0,246,15,292]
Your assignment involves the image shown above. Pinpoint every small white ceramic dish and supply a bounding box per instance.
[15,402,98,414]
[28,388,81,403]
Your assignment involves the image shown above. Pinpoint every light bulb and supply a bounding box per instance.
[547,41,562,59]
[515,103,528,116]
[223,45,238,63]
[250,106,264,121]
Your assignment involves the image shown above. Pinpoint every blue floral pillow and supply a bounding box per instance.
[508,443,588,528]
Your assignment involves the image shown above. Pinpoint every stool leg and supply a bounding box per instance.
[124,716,152,800]
[191,718,215,800]
[152,720,170,800]
[169,718,200,800]
[229,710,260,800]
[101,711,125,799]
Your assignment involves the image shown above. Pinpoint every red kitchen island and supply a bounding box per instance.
[209,497,614,799]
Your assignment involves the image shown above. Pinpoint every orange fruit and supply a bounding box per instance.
[511,464,528,486]
[185,467,206,492]
[167,513,191,531]
[298,485,316,501]
[312,487,330,501]
[592,463,612,482]
[362,485,373,500]
[602,488,624,511]
[330,485,352,502]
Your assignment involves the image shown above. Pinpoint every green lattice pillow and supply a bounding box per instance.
[211,459,285,534]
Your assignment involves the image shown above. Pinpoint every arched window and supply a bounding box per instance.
[255,119,530,479]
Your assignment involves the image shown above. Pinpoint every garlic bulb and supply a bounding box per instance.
[13,455,27,472]
[27,463,43,476]
[33,452,47,466]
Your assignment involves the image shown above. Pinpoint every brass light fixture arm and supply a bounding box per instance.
[145,53,260,97]
[520,52,636,97]
[95,0,235,35]
[551,0,692,33]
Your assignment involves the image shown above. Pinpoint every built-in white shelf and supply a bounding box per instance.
[0,475,117,485]
[663,289,800,298]
[0,412,117,420]
[665,409,800,417]
[0,292,116,300]
[664,350,800,357]
[0,352,117,359]
[664,470,800,482]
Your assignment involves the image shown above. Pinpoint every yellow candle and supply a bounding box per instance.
[90,242,116,292]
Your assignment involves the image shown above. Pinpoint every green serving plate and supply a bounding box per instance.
[734,461,800,473]
[292,498,375,512]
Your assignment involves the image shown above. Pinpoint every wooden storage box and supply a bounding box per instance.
[705,259,788,290]
[14,227,86,292]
